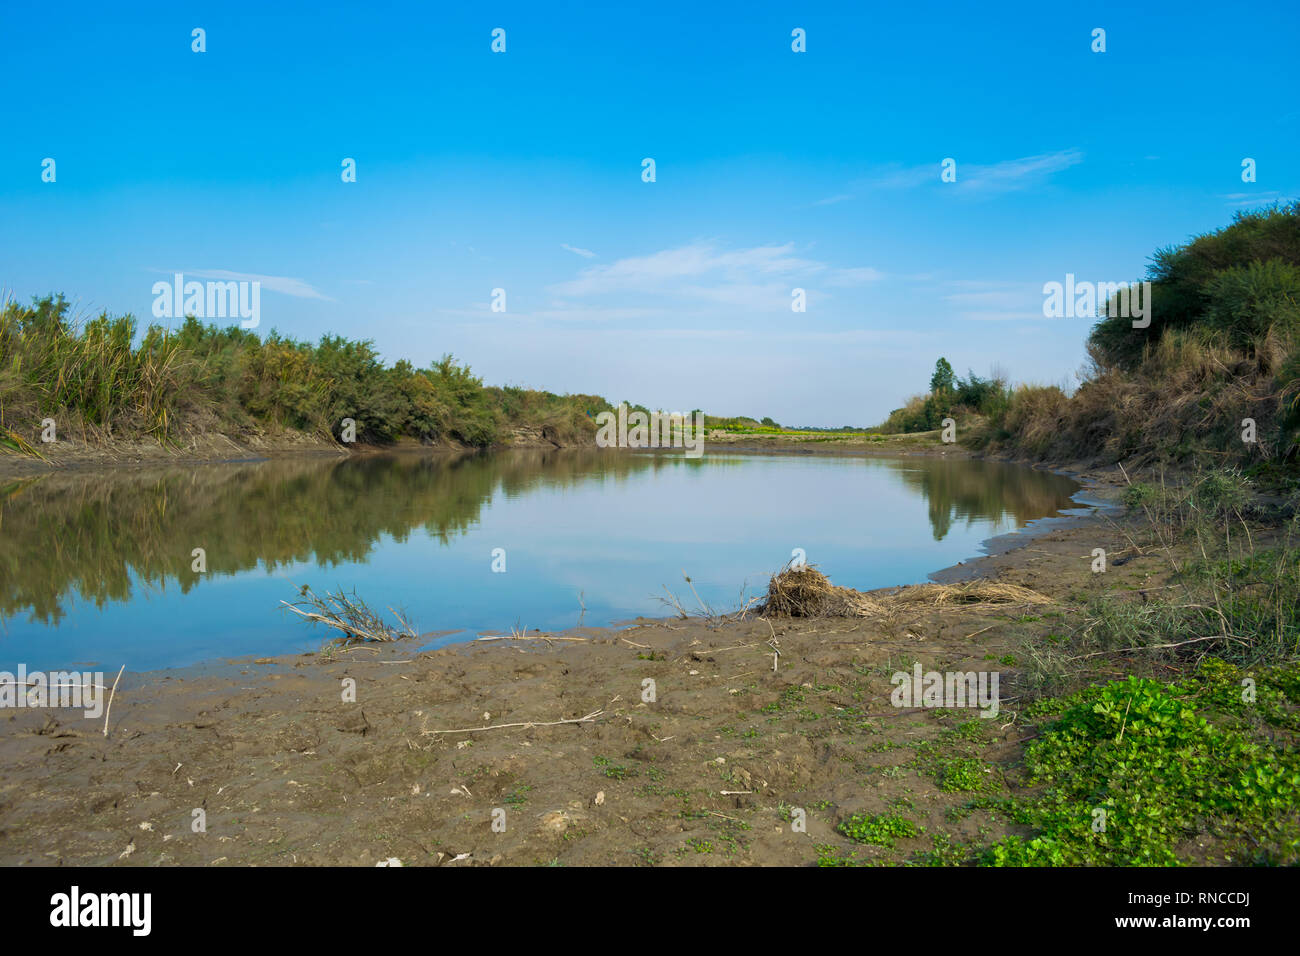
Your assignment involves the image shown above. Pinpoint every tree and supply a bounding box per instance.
[930,358,955,395]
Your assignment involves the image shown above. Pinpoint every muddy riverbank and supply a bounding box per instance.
[0,469,1143,866]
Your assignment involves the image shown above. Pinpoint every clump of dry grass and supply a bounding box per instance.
[757,565,1051,619]
[888,580,1053,609]
[994,329,1293,465]
[758,565,876,617]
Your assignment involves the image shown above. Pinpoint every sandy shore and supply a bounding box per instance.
[0,465,1148,867]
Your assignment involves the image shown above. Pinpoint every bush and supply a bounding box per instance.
[1205,259,1300,348]
[1090,201,1300,371]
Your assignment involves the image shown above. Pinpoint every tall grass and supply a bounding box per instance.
[1023,469,1300,699]
[0,294,188,441]
[1112,470,1300,664]
[982,330,1292,466]
[0,294,611,450]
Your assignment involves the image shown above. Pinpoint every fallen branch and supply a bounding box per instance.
[422,709,604,736]
[473,634,588,643]
[281,603,388,644]
[1067,633,1246,661]
[103,665,125,737]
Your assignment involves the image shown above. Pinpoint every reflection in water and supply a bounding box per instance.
[0,449,1080,669]
[879,457,1080,542]
[0,449,659,622]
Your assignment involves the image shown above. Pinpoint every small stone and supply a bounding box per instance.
[541,811,569,833]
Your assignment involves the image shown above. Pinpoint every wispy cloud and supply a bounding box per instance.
[532,306,661,322]
[863,149,1083,195]
[168,269,333,301]
[958,150,1084,192]
[548,241,823,299]
[561,243,597,258]
[539,241,882,317]
[945,280,1047,321]
[826,267,885,286]
[421,243,873,321]
[1219,191,1294,208]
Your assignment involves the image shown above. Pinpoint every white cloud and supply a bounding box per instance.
[538,240,886,318]
[532,306,662,322]
[958,149,1084,192]
[826,267,886,286]
[179,269,333,301]
[945,280,1047,321]
[430,242,887,325]
[961,310,1051,321]
[561,243,597,258]
[549,241,826,298]
[862,149,1083,195]
[1219,191,1292,208]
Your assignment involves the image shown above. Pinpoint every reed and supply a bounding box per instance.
[0,293,612,452]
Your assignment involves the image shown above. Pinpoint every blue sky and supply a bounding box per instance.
[2,1,1297,425]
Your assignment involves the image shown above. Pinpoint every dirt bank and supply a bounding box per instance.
[0,425,572,479]
[1,413,1012,478]
[703,429,966,457]
[1,473,1159,867]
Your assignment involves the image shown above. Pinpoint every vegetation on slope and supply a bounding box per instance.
[0,295,611,452]
[1001,203,1300,468]
[881,203,1300,474]
[979,476,1300,866]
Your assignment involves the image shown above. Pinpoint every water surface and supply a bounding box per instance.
[0,449,1082,671]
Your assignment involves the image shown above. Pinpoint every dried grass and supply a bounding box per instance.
[1001,330,1293,465]
[757,565,1051,619]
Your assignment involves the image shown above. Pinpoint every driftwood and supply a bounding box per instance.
[281,584,416,647]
